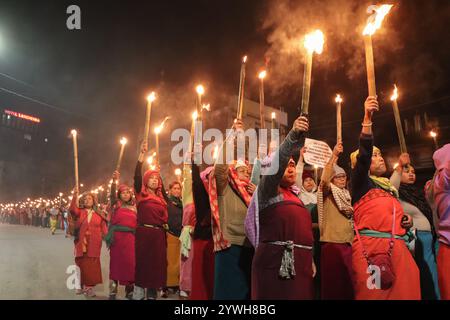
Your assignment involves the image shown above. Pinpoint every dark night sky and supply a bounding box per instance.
[0,0,449,201]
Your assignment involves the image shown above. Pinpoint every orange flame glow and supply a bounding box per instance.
[335,94,343,104]
[146,92,156,103]
[390,84,398,101]
[304,30,325,54]
[258,70,267,80]
[363,4,393,36]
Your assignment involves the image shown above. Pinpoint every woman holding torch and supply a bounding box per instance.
[105,170,137,300]
[245,116,314,299]
[69,190,108,297]
[350,96,420,300]
[132,141,168,300]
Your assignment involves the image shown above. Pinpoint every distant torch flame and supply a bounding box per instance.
[174,168,182,176]
[202,103,211,111]
[390,84,398,101]
[71,129,77,136]
[147,92,156,103]
[304,30,325,54]
[242,56,248,63]
[430,130,437,138]
[154,116,170,134]
[271,112,276,120]
[335,94,343,104]
[196,85,205,95]
[120,137,128,145]
[192,111,198,120]
[258,70,267,80]
[147,156,154,165]
[363,4,393,36]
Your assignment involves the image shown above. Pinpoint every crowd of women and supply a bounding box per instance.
[0,204,70,236]
[1,95,448,301]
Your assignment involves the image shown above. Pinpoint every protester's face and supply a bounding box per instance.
[120,190,132,202]
[147,174,159,190]
[332,174,347,189]
[401,165,416,184]
[84,195,94,208]
[370,149,386,176]
[170,184,182,198]
[236,166,250,181]
[281,161,297,188]
[303,177,316,192]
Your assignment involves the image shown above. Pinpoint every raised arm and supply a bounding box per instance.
[320,143,342,195]
[69,189,81,218]
[351,96,379,203]
[259,116,309,201]
[134,141,147,193]
[214,119,241,195]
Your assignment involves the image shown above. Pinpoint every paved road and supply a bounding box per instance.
[0,223,178,300]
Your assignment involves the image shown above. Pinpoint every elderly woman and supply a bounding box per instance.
[246,115,315,300]
[317,142,354,300]
[350,96,420,300]
[106,170,137,300]
[132,141,168,300]
[70,190,108,297]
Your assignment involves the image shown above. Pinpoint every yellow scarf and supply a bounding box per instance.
[369,175,399,198]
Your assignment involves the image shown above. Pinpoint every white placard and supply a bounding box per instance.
[303,138,332,168]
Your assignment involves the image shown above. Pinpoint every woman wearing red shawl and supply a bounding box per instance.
[132,141,168,300]
[246,116,314,300]
[69,190,108,297]
[350,96,420,300]
[105,170,137,300]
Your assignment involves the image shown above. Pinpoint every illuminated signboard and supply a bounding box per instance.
[3,110,41,123]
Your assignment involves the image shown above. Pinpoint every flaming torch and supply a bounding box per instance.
[70,129,79,193]
[237,55,248,119]
[175,168,182,183]
[390,85,407,153]
[116,137,128,171]
[301,30,324,116]
[258,70,267,129]
[363,4,393,97]
[196,84,205,120]
[154,117,170,165]
[430,130,439,150]
[335,94,343,143]
[144,92,156,145]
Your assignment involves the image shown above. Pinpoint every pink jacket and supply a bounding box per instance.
[426,144,450,246]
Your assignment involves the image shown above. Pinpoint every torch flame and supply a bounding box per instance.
[335,94,343,104]
[71,129,77,136]
[258,70,267,80]
[430,130,437,138]
[271,112,276,120]
[154,116,170,134]
[363,4,393,36]
[202,104,211,111]
[196,84,205,95]
[192,111,198,120]
[304,30,325,54]
[174,168,182,176]
[120,137,128,145]
[390,84,398,101]
[146,92,156,103]
[242,56,248,63]
[147,156,154,165]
